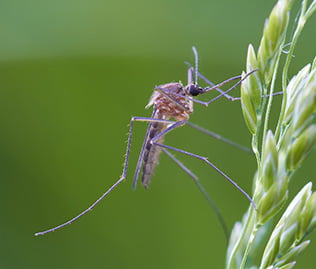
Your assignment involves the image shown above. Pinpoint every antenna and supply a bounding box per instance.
[192,46,199,85]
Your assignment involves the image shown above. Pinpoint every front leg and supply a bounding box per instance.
[35,115,176,236]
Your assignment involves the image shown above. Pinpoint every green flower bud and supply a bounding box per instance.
[257,175,288,224]
[283,64,311,125]
[279,223,298,254]
[260,184,313,268]
[260,228,281,267]
[312,56,316,70]
[262,130,278,163]
[286,125,316,172]
[292,69,316,135]
[298,192,316,238]
[226,221,243,264]
[261,130,279,190]
[276,241,309,268]
[277,261,296,269]
[305,191,316,233]
[241,45,262,135]
[257,0,289,84]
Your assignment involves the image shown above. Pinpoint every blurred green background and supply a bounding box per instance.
[1,0,315,268]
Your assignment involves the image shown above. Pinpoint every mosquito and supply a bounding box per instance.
[35,47,258,237]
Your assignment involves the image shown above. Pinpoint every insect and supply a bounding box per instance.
[35,47,257,236]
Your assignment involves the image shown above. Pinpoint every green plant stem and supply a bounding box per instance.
[262,51,282,148]
[234,65,283,269]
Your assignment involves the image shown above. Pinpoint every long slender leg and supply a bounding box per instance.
[150,121,257,209]
[186,122,251,153]
[197,70,283,101]
[198,70,232,97]
[162,148,229,242]
[35,116,177,236]
[195,69,257,106]
[197,70,241,99]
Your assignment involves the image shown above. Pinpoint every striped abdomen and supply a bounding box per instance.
[141,118,167,188]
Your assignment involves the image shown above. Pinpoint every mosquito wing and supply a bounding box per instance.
[131,107,167,189]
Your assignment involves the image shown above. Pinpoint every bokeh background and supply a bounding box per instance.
[1,0,315,268]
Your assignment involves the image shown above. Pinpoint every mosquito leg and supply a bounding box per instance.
[35,120,136,236]
[150,122,256,209]
[162,148,229,242]
[196,70,283,101]
[186,122,251,153]
[158,142,256,209]
[196,70,241,100]
[194,69,257,106]
[35,115,176,236]
[179,77,246,107]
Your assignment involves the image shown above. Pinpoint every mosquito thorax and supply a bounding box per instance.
[186,84,204,96]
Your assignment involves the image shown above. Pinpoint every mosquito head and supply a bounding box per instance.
[185,84,204,96]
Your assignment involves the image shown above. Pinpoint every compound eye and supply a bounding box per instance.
[188,85,203,96]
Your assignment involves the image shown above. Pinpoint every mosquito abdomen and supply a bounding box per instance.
[142,120,167,188]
